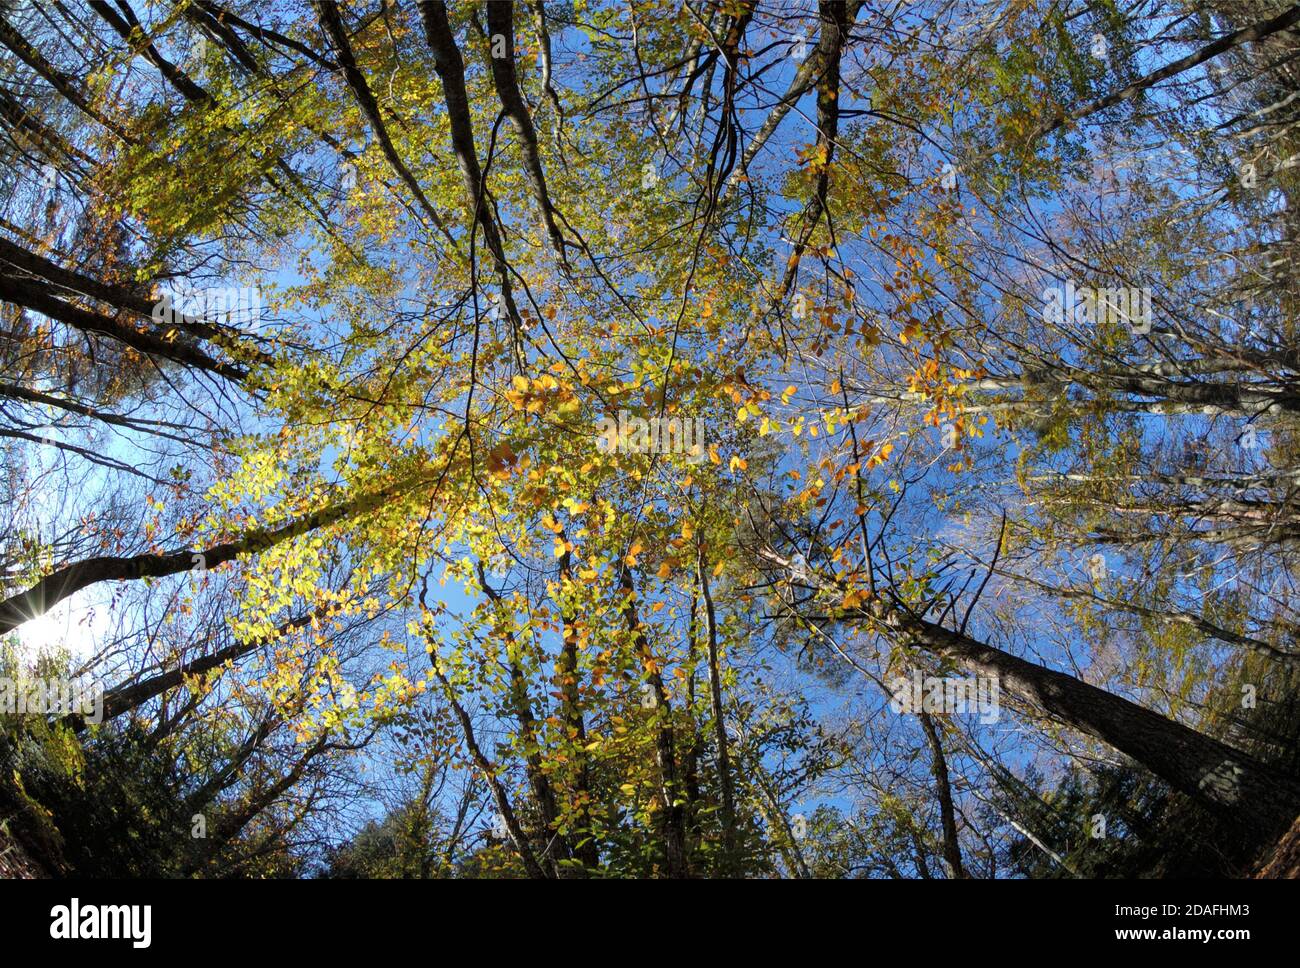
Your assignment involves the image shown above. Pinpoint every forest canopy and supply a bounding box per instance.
[2,0,1299,880]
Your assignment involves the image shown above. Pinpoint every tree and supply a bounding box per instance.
[3,0,1299,879]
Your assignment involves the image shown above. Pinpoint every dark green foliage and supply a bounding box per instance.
[0,721,195,878]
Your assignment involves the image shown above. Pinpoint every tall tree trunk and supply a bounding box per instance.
[557,544,600,872]
[619,565,690,877]
[697,547,736,867]
[876,603,1300,836]
[919,711,967,879]
[476,562,567,875]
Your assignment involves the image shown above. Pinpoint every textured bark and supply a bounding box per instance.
[0,235,271,359]
[768,546,1300,836]
[0,485,399,634]
[697,547,736,862]
[882,606,1300,836]
[314,1,456,243]
[620,565,689,877]
[89,0,212,105]
[477,563,568,875]
[0,271,248,381]
[557,544,600,871]
[483,2,566,262]
[919,711,967,878]
[64,614,315,731]
[420,1,526,363]
[1033,4,1300,142]
[0,14,131,139]
[722,0,864,204]
[425,645,550,879]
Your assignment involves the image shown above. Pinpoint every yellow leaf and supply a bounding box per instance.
[625,541,644,566]
[841,588,869,609]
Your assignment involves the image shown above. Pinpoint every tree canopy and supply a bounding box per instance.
[2,0,1300,879]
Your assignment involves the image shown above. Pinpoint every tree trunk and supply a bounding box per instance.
[886,606,1300,836]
